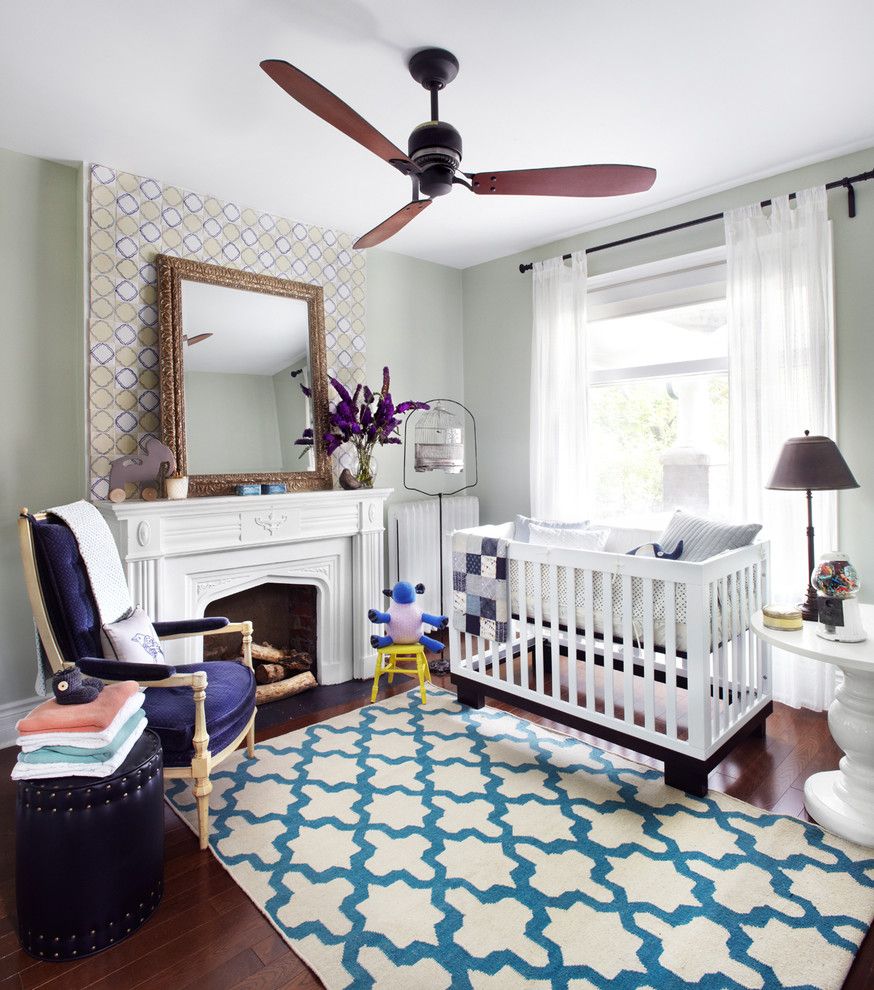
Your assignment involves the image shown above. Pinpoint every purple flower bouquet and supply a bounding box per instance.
[296,367,429,487]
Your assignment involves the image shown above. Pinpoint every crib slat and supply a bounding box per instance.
[490,634,501,683]
[739,566,750,711]
[584,569,595,713]
[450,623,460,671]
[518,561,530,692]
[759,556,771,694]
[602,574,614,719]
[642,577,655,732]
[549,561,562,702]
[534,563,543,694]
[710,581,721,740]
[754,561,764,698]
[719,575,730,729]
[664,581,678,739]
[621,574,634,725]
[565,566,578,708]
[504,566,516,689]
[730,571,742,722]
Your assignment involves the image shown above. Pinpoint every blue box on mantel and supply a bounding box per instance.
[261,483,287,495]
[235,484,261,496]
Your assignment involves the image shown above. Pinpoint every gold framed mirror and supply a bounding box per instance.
[157,255,332,496]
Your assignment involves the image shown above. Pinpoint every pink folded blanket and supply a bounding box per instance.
[17,681,140,734]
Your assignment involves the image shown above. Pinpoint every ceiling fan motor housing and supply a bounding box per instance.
[408,120,462,197]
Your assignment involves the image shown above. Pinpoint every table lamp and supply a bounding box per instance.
[766,430,859,620]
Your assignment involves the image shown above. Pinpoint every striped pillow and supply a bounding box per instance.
[658,511,761,562]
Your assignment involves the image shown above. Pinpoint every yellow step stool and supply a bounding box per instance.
[371,643,432,704]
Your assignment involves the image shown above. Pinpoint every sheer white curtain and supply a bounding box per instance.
[530,252,588,520]
[725,186,837,709]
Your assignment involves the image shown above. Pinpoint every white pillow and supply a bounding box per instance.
[101,606,165,664]
[528,522,609,551]
[515,514,590,543]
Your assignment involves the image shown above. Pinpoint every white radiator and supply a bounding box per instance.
[388,496,479,616]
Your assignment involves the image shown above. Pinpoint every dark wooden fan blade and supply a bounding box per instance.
[261,59,416,174]
[466,164,656,197]
[184,332,213,346]
[353,200,431,250]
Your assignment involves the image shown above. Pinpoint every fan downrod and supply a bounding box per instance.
[408,48,459,90]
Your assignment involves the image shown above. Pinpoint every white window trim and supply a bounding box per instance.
[591,356,728,386]
[587,246,726,322]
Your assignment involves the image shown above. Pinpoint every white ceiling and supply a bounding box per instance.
[2,0,874,269]
[181,280,308,375]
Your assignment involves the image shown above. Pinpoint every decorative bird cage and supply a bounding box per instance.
[414,402,465,474]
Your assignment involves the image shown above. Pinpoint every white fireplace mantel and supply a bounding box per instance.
[98,488,391,683]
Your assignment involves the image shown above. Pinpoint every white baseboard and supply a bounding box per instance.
[0,694,41,749]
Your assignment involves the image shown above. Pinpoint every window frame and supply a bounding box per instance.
[583,247,730,519]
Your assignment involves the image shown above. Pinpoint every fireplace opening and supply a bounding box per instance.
[204,583,317,704]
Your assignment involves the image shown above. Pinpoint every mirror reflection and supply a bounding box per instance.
[181,280,315,475]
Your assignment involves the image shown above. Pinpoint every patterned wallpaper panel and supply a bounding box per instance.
[87,164,366,497]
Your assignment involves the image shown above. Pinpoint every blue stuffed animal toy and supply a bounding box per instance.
[368,581,448,652]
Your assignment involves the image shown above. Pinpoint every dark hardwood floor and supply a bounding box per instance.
[1,670,871,990]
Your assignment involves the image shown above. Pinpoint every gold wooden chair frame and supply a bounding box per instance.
[18,508,257,850]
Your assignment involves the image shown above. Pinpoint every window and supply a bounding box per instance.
[585,249,728,519]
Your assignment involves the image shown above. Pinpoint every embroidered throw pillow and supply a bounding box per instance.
[515,514,590,543]
[658,511,762,562]
[100,607,165,664]
[528,522,609,551]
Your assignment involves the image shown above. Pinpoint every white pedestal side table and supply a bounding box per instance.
[751,606,874,847]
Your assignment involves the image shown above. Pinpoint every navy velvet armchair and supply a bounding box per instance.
[18,508,257,850]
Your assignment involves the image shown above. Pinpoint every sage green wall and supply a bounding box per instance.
[366,250,466,504]
[462,147,874,601]
[0,148,84,709]
[184,370,282,474]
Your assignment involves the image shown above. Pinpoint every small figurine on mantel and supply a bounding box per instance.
[107,438,176,502]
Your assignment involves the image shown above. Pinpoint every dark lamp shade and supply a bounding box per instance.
[766,433,859,492]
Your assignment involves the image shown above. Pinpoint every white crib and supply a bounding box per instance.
[449,522,773,794]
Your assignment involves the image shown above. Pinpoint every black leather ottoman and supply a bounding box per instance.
[16,728,164,960]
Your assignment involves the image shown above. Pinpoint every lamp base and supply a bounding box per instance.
[799,585,819,622]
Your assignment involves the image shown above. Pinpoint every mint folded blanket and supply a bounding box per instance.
[19,709,146,765]
[11,715,146,780]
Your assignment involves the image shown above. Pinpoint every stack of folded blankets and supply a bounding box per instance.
[12,681,146,780]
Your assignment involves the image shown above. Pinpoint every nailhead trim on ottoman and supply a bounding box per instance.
[16,730,165,960]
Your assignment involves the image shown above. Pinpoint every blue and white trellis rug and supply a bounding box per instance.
[165,689,874,990]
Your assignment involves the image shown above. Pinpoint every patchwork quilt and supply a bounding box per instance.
[452,532,510,642]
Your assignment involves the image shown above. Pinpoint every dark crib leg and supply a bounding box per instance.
[750,713,768,740]
[456,681,485,709]
[664,756,709,797]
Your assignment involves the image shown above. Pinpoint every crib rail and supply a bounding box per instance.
[450,530,771,762]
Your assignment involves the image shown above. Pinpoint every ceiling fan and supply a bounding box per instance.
[260,48,657,250]
[183,332,214,346]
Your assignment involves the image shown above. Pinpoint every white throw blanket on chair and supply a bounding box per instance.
[49,500,133,625]
[33,501,135,695]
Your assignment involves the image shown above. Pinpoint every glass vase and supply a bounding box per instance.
[355,447,377,488]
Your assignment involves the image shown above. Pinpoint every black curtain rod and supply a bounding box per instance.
[518,166,874,273]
